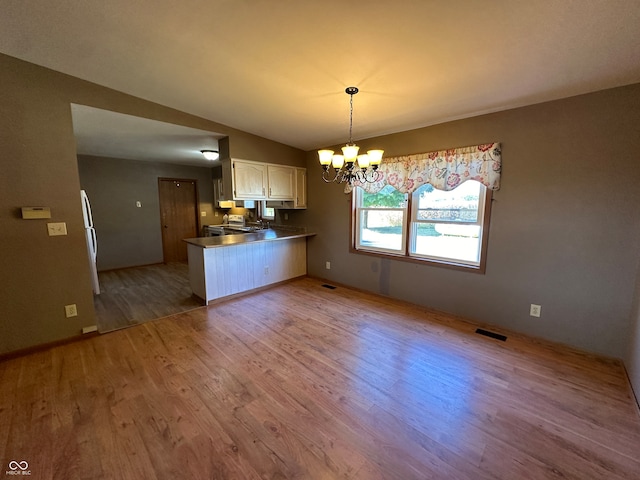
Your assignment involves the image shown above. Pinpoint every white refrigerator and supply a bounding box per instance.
[81,190,101,295]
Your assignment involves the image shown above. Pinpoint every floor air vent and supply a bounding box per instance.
[321,284,337,290]
[475,328,507,342]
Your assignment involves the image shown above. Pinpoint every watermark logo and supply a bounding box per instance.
[5,461,30,476]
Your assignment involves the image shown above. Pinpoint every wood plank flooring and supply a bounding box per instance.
[1,277,639,479]
[94,262,203,332]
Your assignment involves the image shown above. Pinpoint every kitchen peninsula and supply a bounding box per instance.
[184,227,315,304]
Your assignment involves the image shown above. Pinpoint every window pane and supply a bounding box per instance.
[412,222,481,264]
[358,209,405,251]
[264,207,275,218]
[416,181,481,223]
[361,185,405,208]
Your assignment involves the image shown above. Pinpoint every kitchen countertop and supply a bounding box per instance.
[184,227,316,249]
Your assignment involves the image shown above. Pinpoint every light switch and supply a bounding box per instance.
[136,201,142,208]
[201,211,207,217]
[47,222,67,236]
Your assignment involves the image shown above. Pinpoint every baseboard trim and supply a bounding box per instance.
[622,363,640,419]
[0,331,99,362]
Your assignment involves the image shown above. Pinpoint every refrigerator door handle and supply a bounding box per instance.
[90,227,98,260]
[81,190,94,228]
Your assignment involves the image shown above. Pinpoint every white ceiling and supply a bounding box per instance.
[71,105,225,167]
[2,1,640,157]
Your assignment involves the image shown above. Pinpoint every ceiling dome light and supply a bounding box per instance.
[201,149,219,161]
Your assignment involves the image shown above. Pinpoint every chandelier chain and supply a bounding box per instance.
[348,92,354,145]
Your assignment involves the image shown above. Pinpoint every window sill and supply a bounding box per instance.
[350,246,486,274]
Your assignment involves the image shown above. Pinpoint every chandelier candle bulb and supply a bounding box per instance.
[318,150,334,166]
[367,150,384,167]
[342,144,359,161]
[357,154,370,169]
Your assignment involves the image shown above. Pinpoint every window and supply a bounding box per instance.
[353,180,492,271]
[260,201,275,220]
[410,180,488,267]
[354,185,408,254]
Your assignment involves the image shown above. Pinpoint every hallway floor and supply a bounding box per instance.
[94,262,204,332]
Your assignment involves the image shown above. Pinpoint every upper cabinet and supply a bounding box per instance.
[267,165,295,200]
[218,159,306,209]
[294,167,307,209]
[234,160,267,199]
[219,159,267,200]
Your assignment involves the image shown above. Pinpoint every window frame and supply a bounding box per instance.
[351,183,493,273]
[260,201,275,220]
[354,201,409,255]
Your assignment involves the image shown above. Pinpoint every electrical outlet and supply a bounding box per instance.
[201,211,206,217]
[65,304,78,318]
[326,261,331,270]
[264,266,269,275]
[47,222,67,236]
[530,304,541,317]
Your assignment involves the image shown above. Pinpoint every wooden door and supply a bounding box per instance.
[158,178,199,263]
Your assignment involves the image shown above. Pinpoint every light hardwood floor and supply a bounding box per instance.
[94,262,203,332]
[1,277,639,479]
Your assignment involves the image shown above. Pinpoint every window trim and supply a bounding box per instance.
[350,185,493,274]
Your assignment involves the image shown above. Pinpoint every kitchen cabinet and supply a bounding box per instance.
[214,173,255,208]
[218,159,305,208]
[219,159,267,201]
[233,160,267,199]
[294,167,307,208]
[267,165,295,200]
[266,167,307,210]
[186,233,311,303]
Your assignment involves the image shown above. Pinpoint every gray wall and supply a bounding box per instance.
[305,83,640,361]
[78,155,215,271]
[0,53,305,355]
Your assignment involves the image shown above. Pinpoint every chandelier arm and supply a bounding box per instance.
[322,169,340,183]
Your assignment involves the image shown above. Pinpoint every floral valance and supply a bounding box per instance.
[349,142,501,194]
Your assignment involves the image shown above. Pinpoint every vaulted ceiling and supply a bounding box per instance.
[2,0,640,154]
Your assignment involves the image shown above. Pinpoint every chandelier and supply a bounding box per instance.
[318,87,383,185]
